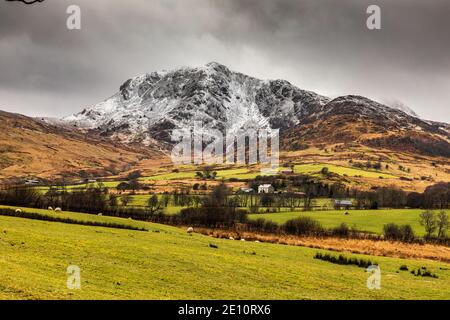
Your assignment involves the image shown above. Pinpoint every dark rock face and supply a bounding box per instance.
[63,62,448,152]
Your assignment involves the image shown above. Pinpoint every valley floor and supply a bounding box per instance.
[0,212,449,299]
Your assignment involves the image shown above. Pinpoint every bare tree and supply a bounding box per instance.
[120,195,132,207]
[437,210,449,239]
[419,210,438,238]
[147,194,162,214]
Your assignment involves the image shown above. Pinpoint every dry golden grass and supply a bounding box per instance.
[0,111,162,180]
[195,228,450,264]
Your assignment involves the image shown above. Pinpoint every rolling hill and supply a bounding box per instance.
[0,110,163,181]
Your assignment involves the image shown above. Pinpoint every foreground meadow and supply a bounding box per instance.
[0,211,449,299]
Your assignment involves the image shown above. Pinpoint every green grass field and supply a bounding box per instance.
[249,209,450,236]
[140,167,267,181]
[293,163,398,179]
[0,207,449,299]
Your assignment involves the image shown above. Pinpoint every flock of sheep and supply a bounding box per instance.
[14,207,62,214]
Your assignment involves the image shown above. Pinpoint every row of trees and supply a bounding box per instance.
[350,183,450,209]
[406,183,450,209]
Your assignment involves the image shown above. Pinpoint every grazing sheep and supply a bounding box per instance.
[254,240,260,243]
[54,207,62,212]
[128,217,133,220]
[229,237,234,240]
[15,209,22,213]
[48,206,53,211]
[98,213,103,216]
[241,238,246,242]
[187,227,194,234]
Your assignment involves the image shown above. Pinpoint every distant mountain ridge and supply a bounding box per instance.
[56,62,449,157]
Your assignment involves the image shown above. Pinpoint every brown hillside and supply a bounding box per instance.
[0,110,163,181]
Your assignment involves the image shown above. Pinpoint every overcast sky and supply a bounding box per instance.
[0,0,449,122]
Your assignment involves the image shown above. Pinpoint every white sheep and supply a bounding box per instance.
[229,236,234,240]
[241,238,246,242]
[15,209,22,213]
[54,207,62,212]
[254,240,260,243]
[98,213,103,216]
[186,227,194,234]
[48,206,53,211]
[128,217,133,220]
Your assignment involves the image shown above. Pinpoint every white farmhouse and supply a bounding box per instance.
[258,184,274,194]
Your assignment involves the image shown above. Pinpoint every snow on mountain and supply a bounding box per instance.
[387,100,419,118]
[63,62,330,144]
[62,62,443,145]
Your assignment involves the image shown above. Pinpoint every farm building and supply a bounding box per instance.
[24,179,40,185]
[334,199,353,209]
[258,184,274,194]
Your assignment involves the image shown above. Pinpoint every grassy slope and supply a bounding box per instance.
[0,110,157,180]
[0,208,449,299]
[293,163,398,179]
[249,209,450,236]
[0,205,148,229]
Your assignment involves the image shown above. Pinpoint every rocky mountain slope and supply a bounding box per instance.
[63,62,330,144]
[62,62,449,158]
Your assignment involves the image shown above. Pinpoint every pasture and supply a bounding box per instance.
[0,207,449,299]
[293,163,398,179]
[249,209,450,236]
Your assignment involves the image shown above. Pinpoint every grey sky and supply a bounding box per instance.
[0,0,449,122]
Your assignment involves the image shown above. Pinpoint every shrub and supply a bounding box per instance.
[314,252,376,268]
[399,224,415,242]
[411,267,438,278]
[332,223,350,237]
[127,170,141,180]
[383,223,415,242]
[282,217,323,236]
[263,220,278,233]
[178,207,247,228]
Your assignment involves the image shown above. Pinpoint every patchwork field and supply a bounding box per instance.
[249,209,450,236]
[1,211,449,299]
[293,163,398,179]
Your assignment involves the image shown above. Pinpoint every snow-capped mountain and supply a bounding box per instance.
[386,100,419,118]
[63,62,330,144]
[63,62,449,152]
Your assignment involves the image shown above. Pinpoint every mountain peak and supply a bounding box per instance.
[205,61,227,69]
[61,63,448,148]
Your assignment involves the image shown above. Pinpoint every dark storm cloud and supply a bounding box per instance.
[0,0,449,121]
